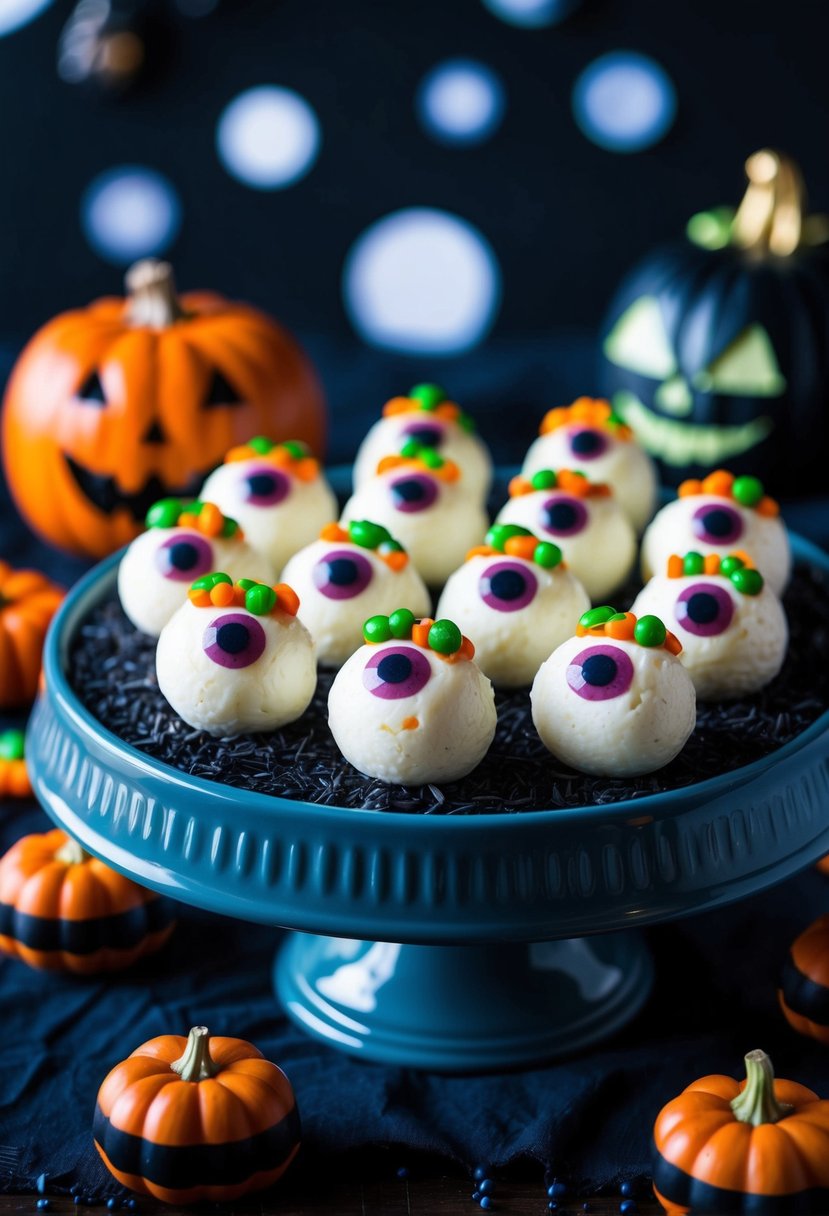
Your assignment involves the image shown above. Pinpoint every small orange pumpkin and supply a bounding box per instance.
[0,562,63,708]
[2,259,327,558]
[0,828,175,973]
[94,1025,300,1202]
[816,855,829,877]
[779,914,829,1045]
[653,1049,829,1214]
[0,730,32,798]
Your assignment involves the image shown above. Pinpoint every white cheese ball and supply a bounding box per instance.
[641,495,791,595]
[341,469,489,586]
[494,491,636,601]
[328,640,496,784]
[200,459,338,575]
[522,427,657,532]
[631,572,788,700]
[117,526,274,637]
[436,555,590,687]
[531,634,696,776]
[156,598,316,736]
[281,539,431,667]
[353,414,492,501]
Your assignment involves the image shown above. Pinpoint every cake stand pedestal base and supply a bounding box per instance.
[275,931,653,1071]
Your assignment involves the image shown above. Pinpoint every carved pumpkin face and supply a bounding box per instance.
[1,261,326,558]
[598,151,829,496]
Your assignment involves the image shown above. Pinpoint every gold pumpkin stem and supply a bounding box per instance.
[170,1026,220,1082]
[730,1049,793,1126]
[731,150,806,257]
[125,259,187,328]
[55,836,90,865]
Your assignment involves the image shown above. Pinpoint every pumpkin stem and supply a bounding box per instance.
[170,1026,220,1082]
[730,1050,794,1126]
[732,149,807,257]
[54,836,90,865]
[125,259,187,327]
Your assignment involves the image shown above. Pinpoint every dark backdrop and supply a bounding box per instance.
[0,0,828,348]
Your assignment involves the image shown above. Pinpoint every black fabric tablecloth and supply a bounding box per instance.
[1,334,829,1202]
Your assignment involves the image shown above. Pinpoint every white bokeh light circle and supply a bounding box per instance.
[572,51,676,153]
[343,207,501,355]
[81,166,182,265]
[216,85,320,190]
[481,0,578,29]
[0,0,54,37]
[417,58,506,146]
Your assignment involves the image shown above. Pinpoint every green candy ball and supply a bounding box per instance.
[364,615,392,643]
[409,383,446,410]
[428,618,462,654]
[245,584,277,615]
[531,469,557,491]
[388,608,416,638]
[420,447,444,469]
[634,615,667,647]
[281,440,308,459]
[400,438,421,459]
[191,571,233,592]
[683,552,705,576]
[534,542,562,569]
[719,554,745,576]
[0,729,25,761]
[579,605,617,629]
[485,523,532,550]
[732,475,764,508]
[731,567,764,596]
[145,498,183,529]
[350,520,390,550]
[248,436,274,454]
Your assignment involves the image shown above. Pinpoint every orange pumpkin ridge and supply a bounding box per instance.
[2,259,326,558]
[779,914,829,1044]
[0,562,63,708]
[94,1026,300,1202]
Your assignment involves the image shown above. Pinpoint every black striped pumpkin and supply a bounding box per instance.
[779,914,829,1045]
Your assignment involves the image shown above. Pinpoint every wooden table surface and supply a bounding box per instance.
[0,1180,663,1215]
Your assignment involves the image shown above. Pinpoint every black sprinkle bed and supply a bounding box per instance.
[68,565,829,815]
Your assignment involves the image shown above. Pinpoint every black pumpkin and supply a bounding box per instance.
[598,150,829,496]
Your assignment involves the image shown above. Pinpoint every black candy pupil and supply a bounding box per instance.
[248,473,276,496]
[169,541,200,571]
[545,502,577,530]
[410,426,442,447]
[702,509,734,538]
[394,479,426,504]
[581,654,617,687]
[571,429,602,455]
[489,569,526,601]
[216,622,250,655]
[377,654,412,684]
[327,558,359,586]
[687,592,719,624]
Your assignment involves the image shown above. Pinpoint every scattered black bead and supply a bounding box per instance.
[396,1167,409,1180]
[35,1176,47,1195]
[480,1198,493,1211]
[35,1200,49,1211]
[479,1179,495,1196]
[548,1181,568,1198]
[106,1201,120,1211]
[620,1202,638,1215]
[473,1166,488,1182]
[472,1191,481,1202]
[620,1180,634,1197]
[70,1186,82,1196]
[68,564,829,815]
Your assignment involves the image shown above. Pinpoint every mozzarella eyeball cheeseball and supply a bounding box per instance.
[327,611,496,785]
[494,470,636,601]
[353,383,492,501]
[531,612,696,777]
[522,399,657,531]
[156,576,316,737]
[631,556,788,700]
[117,500,274,637]
[280,522,431,667]
[640,472,791,595]
[435,528,590,687]
[200,439,338,576]
[340,458,489,586]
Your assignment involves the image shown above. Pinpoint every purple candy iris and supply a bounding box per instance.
[541,494,588,537]
[567,644,634,702]
[390,473,438,513]
[675,581,735,637]
[242,463,291,507]
[363,646,431,699]
[203,612,266,669]
[402,420,445,449]
[155,532,213,582]
[312,549,374,601]
[479,560,537,613]
[691,502,743,546]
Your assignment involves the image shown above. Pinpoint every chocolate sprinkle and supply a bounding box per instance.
[68,565,829,815]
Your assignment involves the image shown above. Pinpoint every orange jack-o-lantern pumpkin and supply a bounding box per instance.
[2,260,327,559]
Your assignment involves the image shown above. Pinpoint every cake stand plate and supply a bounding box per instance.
[27,538,829,1070]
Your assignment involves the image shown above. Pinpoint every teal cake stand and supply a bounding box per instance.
[27,537,829,1071]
